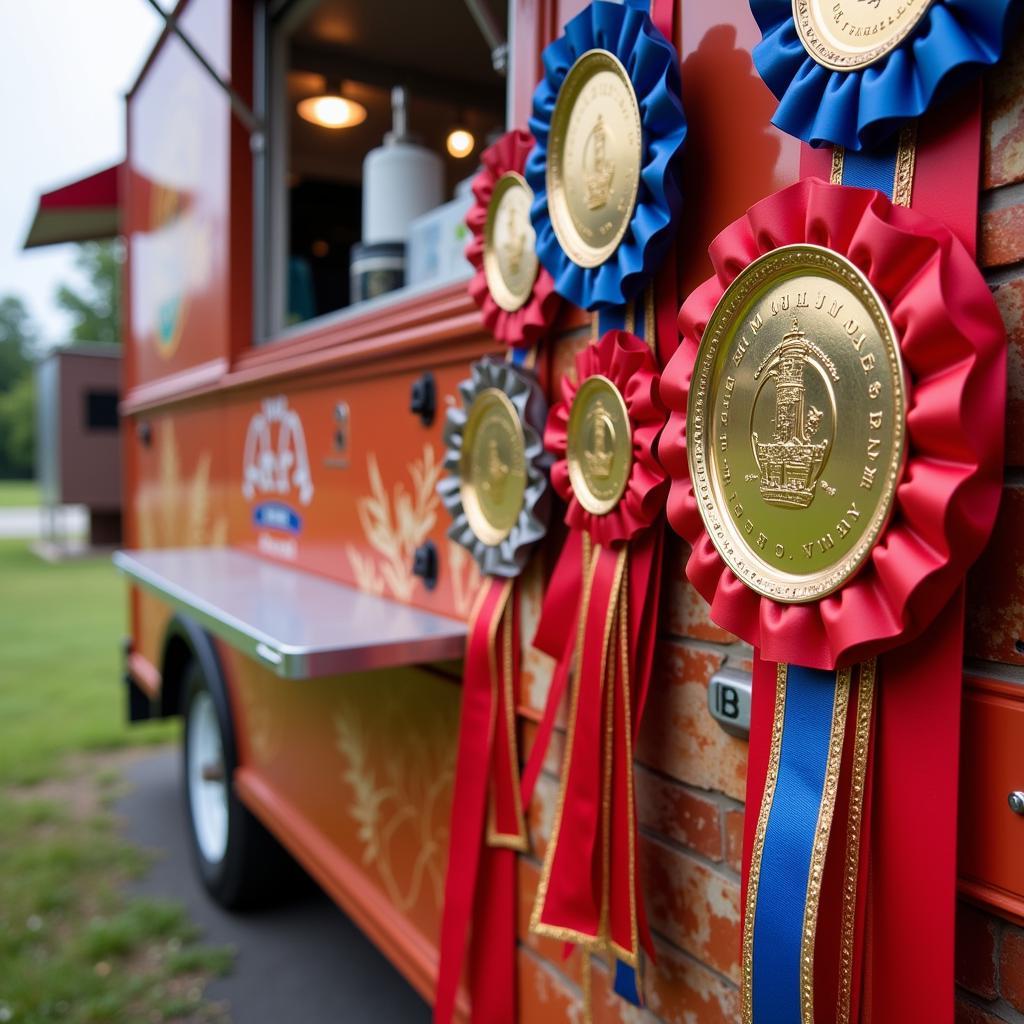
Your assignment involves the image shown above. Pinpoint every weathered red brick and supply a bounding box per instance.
[525,770,559,863]
[518,946,580,1024]
[640,835,741,983]
[981,202,1024,269]
[723,807,745,875]
[636,766,723,862]
[966,485,1024,665]
[1000,925,1024,1013]
[955,902,999,1000]
[638,640,748,801]
[665,535,739,644]
[519,558,558,716]
[517,857,584,984]
[993,278,1024,466]
[645,938,741,1024]
[984,21,1024,189]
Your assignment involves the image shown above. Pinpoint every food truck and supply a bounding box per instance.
[91,0,1024,1020]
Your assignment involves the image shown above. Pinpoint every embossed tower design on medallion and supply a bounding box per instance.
[482,436,510,500]
[585,399,615,479]
[502,202,525,277]
[752,318,831,509]
[584,114,615,210]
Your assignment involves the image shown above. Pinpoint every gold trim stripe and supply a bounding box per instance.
[487,586,530,850]
[837,659,875,1024]
[830,146,845,185]
[799,667,852,1024]
[619,561,641,965]
[644,282,656,355]
[892,123,917,208]
[741,663,788,1024]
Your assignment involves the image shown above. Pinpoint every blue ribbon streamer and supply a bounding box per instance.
[841,136,899,200]
[751,665,840,1023]
[749,0,1019,150]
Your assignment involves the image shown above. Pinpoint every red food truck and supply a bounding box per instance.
[46,0,1023,1020]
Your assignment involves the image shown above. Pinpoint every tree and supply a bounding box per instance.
[0,294,37,391]
[0,294,38,479]
[55,240,122,345]
[0,376,35,478]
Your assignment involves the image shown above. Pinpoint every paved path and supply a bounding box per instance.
[0,505,87,539]
[118,749,431,1023]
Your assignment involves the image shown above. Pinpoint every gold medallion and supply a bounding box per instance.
[460,388,528,546]
[793,0,935,71]
[687,244,906,603]
[567,375,633,515]
[547,49,642,269]
[483,172,540,312]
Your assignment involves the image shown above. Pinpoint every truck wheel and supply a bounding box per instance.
[182,660,290,909]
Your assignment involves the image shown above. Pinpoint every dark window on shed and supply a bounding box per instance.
[85,390,119,430]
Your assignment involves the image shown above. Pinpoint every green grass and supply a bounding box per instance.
[0,478,40,506]
[0,539,232,1023]
[0,539,176,785]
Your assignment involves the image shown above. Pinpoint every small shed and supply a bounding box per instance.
[36,344,122,549]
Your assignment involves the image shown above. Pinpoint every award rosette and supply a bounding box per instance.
[750,0,1018,149]
[465,129,560,351]
[659,176,1005,1024]
[528,329,667,1001]
[525,0,686,314]
[434,357,549,1024]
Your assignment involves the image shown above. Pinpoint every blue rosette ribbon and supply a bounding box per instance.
[526,0,687,310]
[750,0,1019,150]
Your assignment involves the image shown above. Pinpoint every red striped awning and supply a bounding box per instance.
[23,163,121,249]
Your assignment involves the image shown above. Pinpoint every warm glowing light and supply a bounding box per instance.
[446,128,475,158]
[297,94,367,129]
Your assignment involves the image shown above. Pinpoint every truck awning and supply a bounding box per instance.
[23,163,121,249]
[114,548,467,680]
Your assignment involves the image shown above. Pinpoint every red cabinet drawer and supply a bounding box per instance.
[959,677,1024,922]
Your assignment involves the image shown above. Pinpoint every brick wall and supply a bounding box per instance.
[512,25,1024,1024]
[957,22,1024,1024]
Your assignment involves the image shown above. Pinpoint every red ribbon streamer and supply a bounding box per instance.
[435,576,525,1024]
[529,332,668,971]
[532,531,661,963]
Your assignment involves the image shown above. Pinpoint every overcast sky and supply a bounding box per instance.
[0,1,166,346]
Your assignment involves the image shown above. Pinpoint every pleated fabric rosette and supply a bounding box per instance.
[434,357,550,1024]
[659,176,1005,1024]
[464,129,561,353]
[750,0,1019,150]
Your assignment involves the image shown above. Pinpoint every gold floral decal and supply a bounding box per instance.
[136,420,227,549]
[345,444,443,600]
[334,687,456,913]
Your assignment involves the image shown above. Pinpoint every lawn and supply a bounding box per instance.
[0,539,175,785]
[0,540,232,1023]
[0,479,41,507]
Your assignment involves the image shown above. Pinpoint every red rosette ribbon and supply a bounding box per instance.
[526,330,667,973]
[660,176,1005,671]
[465,130,560,350]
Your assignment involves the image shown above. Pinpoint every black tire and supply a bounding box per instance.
[181,660,294,909]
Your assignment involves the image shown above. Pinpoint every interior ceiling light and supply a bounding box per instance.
[297,92,367,129]
[446,128,475,159]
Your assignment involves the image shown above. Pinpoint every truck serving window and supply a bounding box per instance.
[255,0,509,342]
